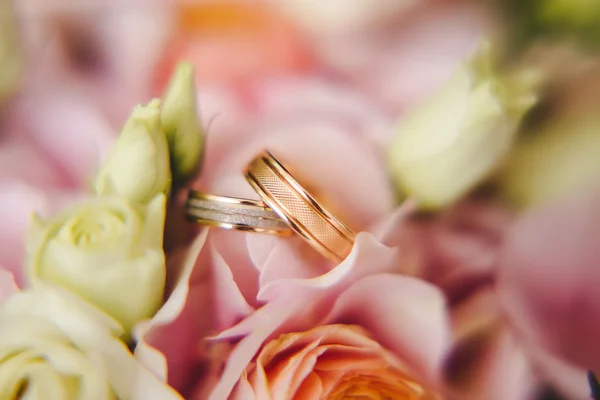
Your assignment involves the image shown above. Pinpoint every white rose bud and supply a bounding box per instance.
[94,101,171,204]
[26,194,167,337]
[0,287,182,399]
[160,62,205,185]
[388,43,539,209]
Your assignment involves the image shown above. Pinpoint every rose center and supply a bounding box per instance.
[328,372,436,400]
[58,211,124,248]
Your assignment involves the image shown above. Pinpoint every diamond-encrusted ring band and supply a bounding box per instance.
[245,150,356,262]
[186,191,293,235]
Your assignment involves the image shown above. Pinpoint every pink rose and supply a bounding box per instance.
[233,324,440,399]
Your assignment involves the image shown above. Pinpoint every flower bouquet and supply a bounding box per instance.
[1,0,599,399]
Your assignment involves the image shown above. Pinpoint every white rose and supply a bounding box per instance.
[26,194,167,337]
[388,43,539,209]
[0,286,182,399]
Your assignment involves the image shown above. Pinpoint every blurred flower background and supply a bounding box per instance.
[1,0,600,399]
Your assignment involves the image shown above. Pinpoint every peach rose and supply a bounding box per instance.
[202,243,451,399]
[233,324,439,400]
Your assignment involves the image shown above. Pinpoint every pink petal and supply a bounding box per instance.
[210,238,255,332]
[376,198,511,301]
[243,77,396,147]
[524,343,589,400]
[229,374,256,400]
[11,90,115,187]
[210,229,260,308]
[444,288,538,400]
[246,234,333,287]
[324,274,451,383]
[0,138,66,188]
[17,0,172,126]
[134,229,209,391]
[208,297,305,400]
[446,326,538,400]
[314,0,485,112]
[257,232,401,303]
[498,188,600,374]
[207,119,395,231]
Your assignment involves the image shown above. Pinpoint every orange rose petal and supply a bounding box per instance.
[293,371,323,400]
[261,340,323,399]
[313,345,396,371]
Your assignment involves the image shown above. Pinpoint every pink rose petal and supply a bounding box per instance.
[210,239,255,332]
[314,0,485,112]
[134,229,209,391]
[208,297,303,400]
[10,90,115,187]
[0,138,66,188]
[324,274,451,383]
[257,232,401,302]
[524,342,589,400]
[444,287,538,400]
[210,229,260,308]
[499,188,600,374]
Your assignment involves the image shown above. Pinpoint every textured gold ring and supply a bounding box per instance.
[245,150,356,262]
[186,191,293,235]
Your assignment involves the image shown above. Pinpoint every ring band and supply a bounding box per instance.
[245,150,356,262]
[186,191,293,235]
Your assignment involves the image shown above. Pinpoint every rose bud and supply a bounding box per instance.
[94,101,171,204]
[159,62,205,186]
[388,43,538,210]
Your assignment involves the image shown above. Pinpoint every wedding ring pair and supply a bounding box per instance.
[186,151,356,262]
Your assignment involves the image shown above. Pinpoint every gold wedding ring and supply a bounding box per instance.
[245,151,356,262]
[186,191,293,235]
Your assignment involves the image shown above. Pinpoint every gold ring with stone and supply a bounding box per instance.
[186,191,293,235]
[245,150,356,262]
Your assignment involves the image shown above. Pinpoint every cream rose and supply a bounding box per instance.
[232,324,440,399]
[26,194,167,337]
[0,286,182,399]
